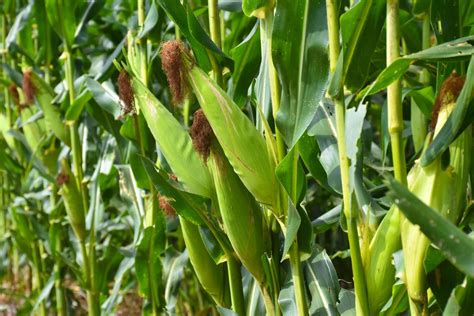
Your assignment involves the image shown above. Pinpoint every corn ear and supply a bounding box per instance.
[20,106,46,156]
[180,218,231,308]
[178,49,277,207]
[207,142,271,283]
[401,74,471,306]
[130,76,213,198]
[58,159,86,241]
[28,71,69,145]
[364,206,401,314]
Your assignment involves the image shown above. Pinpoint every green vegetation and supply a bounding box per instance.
[0,0,473,315]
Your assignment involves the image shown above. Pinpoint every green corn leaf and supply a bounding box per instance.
[230,23,261,107]
[275,145,306,204]
[387,177,474,278]
[131,77,213,198]
[66,90,93,121]
[45,0,77,49]
[136,1,159,40]
[242,0,273,18]
[298,132,334,194]
[186,5,233,69]
[340,0,386,92]
[328,0,385,96]
[157,0,231,71]
[359,36,474,98]
[304,249,340,316]
[413,0,431,16]
[5,1,33,49]
[282,201,301,259]
[272,0,329,148]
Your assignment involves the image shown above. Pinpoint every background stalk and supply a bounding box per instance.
[136,1,161,314]
[326,1,369,314]
[226,254,245,316]
[206,6,247,314]
[64,44,99,316]
[386,0,408,185]
[208,0,223,86]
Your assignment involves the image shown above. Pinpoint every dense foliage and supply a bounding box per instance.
[0,0,473,315]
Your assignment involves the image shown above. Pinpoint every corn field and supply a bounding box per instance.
[0,0,473,315]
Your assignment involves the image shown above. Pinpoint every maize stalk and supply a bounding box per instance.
[161,41,278,207]
[401,73,471,312]
[180,218,231,308]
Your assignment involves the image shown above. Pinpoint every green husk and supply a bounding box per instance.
[364,206,401,315]
[20,107,46,155]
[28,71,69,145]
[180,218,231,308]
[207,142,271,284]
[130,76,213,198]
[173,45,277,207]
[401,75,472,308]
[58,159,86,241]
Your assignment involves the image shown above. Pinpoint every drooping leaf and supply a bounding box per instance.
[45,0,77,49]
[304,249,340,316]
[340,0,386,92]
[230,23,261,106]
[136,1,159,40]
[359,36,474,98]
[387,177,474,278]
[272,0,329,148]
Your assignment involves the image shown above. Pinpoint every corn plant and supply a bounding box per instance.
[0,0,473,315]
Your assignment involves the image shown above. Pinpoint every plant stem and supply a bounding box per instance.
[288,243,307,316]
[226,254,246,316]
[208,0,223,86]
[64,44,99,315]
[51,185,67,316]
[137,0,148,87]
[326,1,369,315]
[286,144,309,316]
[79,241,98,316]
[31,235,47,316]
[386,0,407,185]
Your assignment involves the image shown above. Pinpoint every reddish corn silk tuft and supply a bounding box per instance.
[160,40,190,105]
[158,195,176,218]
[8,84,20,108]
[22,70,36,105]
[190,109,214,161]
[117,70,135,116]
[430,72,464,131]
[56,171,70,186]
